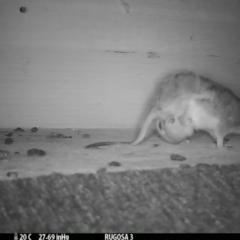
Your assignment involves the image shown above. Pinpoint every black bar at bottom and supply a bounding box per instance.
[0,233,234,240]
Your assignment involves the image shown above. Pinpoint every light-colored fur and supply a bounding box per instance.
[132,71,240,149]
[156,114,194,144]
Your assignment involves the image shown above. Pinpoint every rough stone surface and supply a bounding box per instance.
[0,163,240,233]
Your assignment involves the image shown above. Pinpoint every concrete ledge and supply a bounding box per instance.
[0,164,240,233]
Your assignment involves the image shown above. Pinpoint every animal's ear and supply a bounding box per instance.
[158,120,162,130]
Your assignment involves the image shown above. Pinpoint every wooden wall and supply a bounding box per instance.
[1,0,240,128]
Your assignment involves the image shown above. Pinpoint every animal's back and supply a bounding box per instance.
[198,75,240,128]
[155,71,240,127]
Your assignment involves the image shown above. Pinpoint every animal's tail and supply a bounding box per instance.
[131,109,163,145]
[85,141,129,149]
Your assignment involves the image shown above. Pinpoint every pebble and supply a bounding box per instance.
[170,154,186,161]
[27,149,46,157]
[109,161,121,167]
[5,138,13,145]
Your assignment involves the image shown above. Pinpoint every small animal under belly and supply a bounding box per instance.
[156,114,194,144]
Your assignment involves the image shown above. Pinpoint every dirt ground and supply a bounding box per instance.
[0,128,240,180]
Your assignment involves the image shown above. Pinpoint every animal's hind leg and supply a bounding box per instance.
[210,127,226,149]
[132,109,164,145]
[216,136,224,149]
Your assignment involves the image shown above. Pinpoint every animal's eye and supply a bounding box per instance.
[168,117,175,124]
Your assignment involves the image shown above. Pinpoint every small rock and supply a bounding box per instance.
[109,161,121,167]
[27,148,46,156]
[14,127,24,132]
[153,144,159,147]
[14,152,20,154]
[5,138,13,145]
[19,7,27,13]
[6,171,18,178]
[82,134,90,138]
[31,127,38,132]
[170,154,186,161]
[5,133,13,137]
